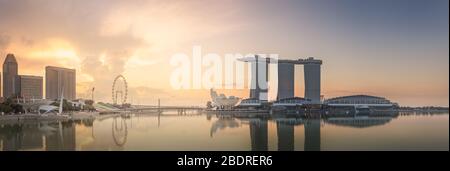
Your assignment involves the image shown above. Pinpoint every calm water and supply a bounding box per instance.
[0,112,448,151]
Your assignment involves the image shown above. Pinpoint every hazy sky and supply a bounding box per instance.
[0,0,448,106]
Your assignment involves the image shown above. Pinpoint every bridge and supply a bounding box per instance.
[126,105,204,115]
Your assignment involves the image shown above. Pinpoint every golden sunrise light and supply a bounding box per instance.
[0,0,448,153]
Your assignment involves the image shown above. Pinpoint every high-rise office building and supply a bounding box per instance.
[277,63,295,100]
[240,56,322,103]
[15,75,43,99]
[249,56,269,101]
[3,54,18,98]
[304,62,321,104]
[45,66,76,100]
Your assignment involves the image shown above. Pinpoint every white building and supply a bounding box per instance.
[210,89,240,109]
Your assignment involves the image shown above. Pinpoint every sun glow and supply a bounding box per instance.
[23,38,82,69]
[28,38,78,60]
[30,49,77,59]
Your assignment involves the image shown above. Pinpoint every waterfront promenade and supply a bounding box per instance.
[0,111,99,124]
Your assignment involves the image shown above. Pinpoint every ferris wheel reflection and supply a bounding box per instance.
[112,116,128,147]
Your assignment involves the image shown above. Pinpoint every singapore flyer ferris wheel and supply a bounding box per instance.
[112,75,128,105]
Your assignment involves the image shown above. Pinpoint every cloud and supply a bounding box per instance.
[0,34,10,50]
[0,0,246,105]
[126,86,168,104]
[100,0,243,52]
[0,0,146,102]
[78,50,130,102]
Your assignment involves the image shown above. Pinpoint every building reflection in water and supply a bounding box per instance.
[323,113,399,128]
[275,117,321,151]
[304,119,320,151]
[46,122,76,150]
[245,112,398,151]
[0,121,76,151]
[248,119,268,151]
[276,122,294,151]
[210,117,240,137]
[80,115,128,150]
[234,117,322,151]
[0,111,401,151]
[275,118,302,151]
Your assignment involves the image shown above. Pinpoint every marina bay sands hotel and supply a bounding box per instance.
[239,56,322,104]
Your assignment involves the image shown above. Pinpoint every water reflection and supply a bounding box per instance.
[112,117,128,147]
[274,118,304,151]
[79,115,127,150]
[241,111,400,151]
[221,116,323,151]
[304,119,321,151]
[248,119,268,151]
[323,114,398,128]
[0,121,80,151]
[276,120,295,151]
[0,110,448,151]
[210,117,240,137]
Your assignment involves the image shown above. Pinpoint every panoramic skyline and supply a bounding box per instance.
[0,0,448,106]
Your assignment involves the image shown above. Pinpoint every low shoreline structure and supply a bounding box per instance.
[0,111,100,124]
[0,108,447,124]
[205,108,449,116]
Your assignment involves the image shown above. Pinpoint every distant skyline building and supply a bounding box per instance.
[324,95,397,110]
[240,56,322,104]
[240,55,269,101]
[2,54,18,98]
[45,66,76,100]
[276,57,322,104]
[277,63,295,100]
[15,75,43,99]
[304,61,321,104]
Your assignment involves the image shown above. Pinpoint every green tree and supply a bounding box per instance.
[85,100,94,106]
[206,101,213,109]
[0,97,24,114]
[51,99,76,112]
[0,103,13,114]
